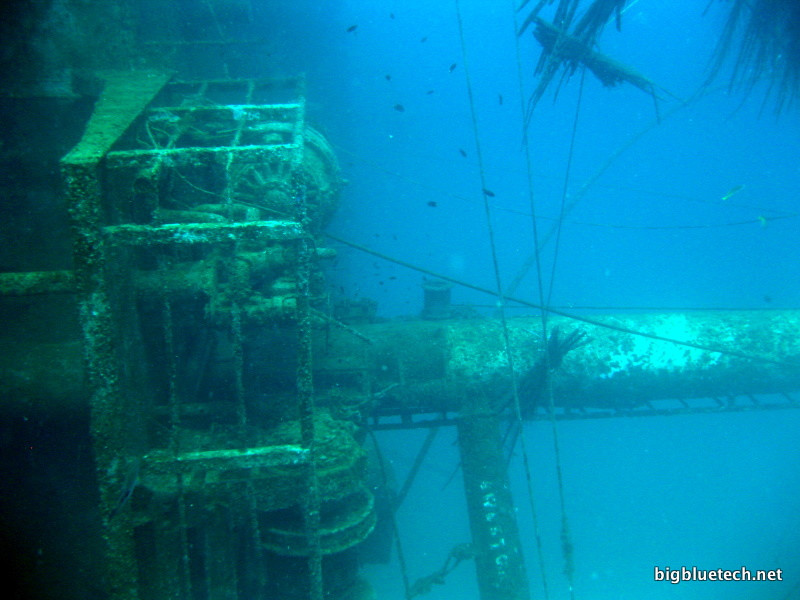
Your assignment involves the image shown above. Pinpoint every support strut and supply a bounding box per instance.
[458,393,530,600]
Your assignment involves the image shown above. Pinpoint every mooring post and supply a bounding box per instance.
[457,396,530,600]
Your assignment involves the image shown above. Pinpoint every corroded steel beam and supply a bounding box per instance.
[4,310,800,414]
[458,401,529,600]
[0,270,76,295]
[317,311,800,412]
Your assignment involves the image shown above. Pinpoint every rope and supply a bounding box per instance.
[367,429,413,599]
[324,232,799,369]
[545,359,577,598]
[332,144,796,230]
[517,3,585,594]
[512,0,554,594]
[455,7,537,600]
[547,67,585,307]
[505,84,735,298]
[331,143,796,232]
[454,0,508,314]
[395,427,439,509]
[540,68,587,600]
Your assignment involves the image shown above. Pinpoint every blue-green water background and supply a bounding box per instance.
[257,1,800,599]
[8,1,800,599]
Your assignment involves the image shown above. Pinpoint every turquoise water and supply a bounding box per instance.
[308,1,800,598]
[2,1,799,599]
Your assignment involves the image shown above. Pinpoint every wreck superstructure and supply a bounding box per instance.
[2,1,800,599]
[1,69,799,600]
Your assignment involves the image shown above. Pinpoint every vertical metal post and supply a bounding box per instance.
[205,507,239,600]
[295,201,324,600]
[230,296,268,597]
[457,395,530,600]
[291,78,324,600]
[163,298,193,600]
[63,159,140,600]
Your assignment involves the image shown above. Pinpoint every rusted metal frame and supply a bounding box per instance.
[366,392,800,430]
[103,220,304,246]
[0,270,76,295]
[145,104,302,121]
[63,156,141,600]
[289,78,324,599]
[57,71,172,600]
[161,297,194,600]
[106,143,301,168]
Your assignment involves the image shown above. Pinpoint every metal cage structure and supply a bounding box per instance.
[0,70,799,600]
[59,72,371,600]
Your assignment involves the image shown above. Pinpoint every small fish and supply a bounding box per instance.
[385,74,392,81]
[721,184,745,201]
[394,104,405,112]
[427,201,437,207]
[498,93,504,105]
[482,188,495,197]
[346,25,358,33]
[426,89,435,95]
[449,63,457,72]
[420,36,428,43]
[758,215,767,228]
[459,149,467,157]
[390,13,395,19]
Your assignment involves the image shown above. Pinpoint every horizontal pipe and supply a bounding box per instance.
[318,311,800,412]
[0,270,76,296]
[3,310,800,415]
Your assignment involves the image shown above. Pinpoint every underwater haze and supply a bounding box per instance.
[2,1,799,600]
[279,1,800,599]
[294,1,800,318]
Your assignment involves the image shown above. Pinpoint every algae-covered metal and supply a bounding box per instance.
[317,311,800,414]
[55,71,362,600]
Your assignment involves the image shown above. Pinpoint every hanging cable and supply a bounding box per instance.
[367,430,413,600]
[505,83,733,298]
[511,0,556,596]
[515,7,588,598]
[395,427,439,509]
[546,70,587,600]
[454,1,539,594]
[454,0,509,315]
[324,232,799,369]
[547,67,585,307]
[331,142,796,232]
